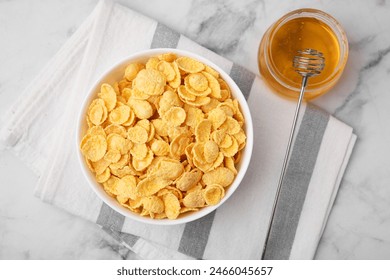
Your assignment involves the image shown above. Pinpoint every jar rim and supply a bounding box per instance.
[263,8,349,92]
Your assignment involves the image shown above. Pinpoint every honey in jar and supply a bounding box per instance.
[258,9,348,100]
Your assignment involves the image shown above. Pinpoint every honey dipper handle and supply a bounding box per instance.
[261,75,308,259]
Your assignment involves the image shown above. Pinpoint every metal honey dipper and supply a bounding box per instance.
[262,49,325,259]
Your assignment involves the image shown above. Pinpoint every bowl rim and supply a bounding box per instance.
[76,48,254,226]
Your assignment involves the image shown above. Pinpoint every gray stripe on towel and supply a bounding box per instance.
[119,232,140,247]
[103,227,139,248]
[263,104,329,260]
[178,211,216,259]
[230,63,255,100]
[178,63,255,259]
[96,203,126,232]
[151,23,180,49]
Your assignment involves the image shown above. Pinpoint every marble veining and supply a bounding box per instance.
[184,0,259,55]
[1,0,390,259]
[335,45,390,116]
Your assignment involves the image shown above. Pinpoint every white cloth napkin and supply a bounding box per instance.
[0,0,356,260]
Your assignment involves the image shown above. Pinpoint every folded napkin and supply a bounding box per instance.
[0,0,356,260]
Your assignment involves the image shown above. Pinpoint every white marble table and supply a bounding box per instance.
[1,0,389,259]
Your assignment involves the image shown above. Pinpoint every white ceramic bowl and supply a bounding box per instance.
[76,48,253,225]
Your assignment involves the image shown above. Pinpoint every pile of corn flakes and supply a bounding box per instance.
[80,53,246,220]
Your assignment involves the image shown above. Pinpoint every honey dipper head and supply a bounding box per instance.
[293,49,325,77]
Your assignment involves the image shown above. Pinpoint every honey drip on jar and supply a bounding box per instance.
[269,17,340,89]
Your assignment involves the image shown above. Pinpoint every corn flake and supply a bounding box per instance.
[152,119,169,137]
[151,139,170,156]
[170,133,192,159]
[107,133,127,154]
[136,176,171,197]
[185,106,204,131]
[158,53,177,62]
[146,57,159,70]
[183,189,205,208]
[178,85,196,102]
[204,65,219,78]
[157,61,175,81]
[203,71,221,99]
[220,116,241,135]
[88,99,107,126]
[203,184,225,205]
[108,104,131,125]
[91,158,110,175]
[195,120,212,143]
[202,167,234,187]
[111,166,136,178]
[128,98,153,120]
[98,83,117,111]
[81,135,107,162]
[115,175,138,201]
[176,57,205,73]
[96,168,111,183]
[208,107,226,130]
[164,186,183,200]
[158,90,183,116]
[104,149,121,163]
[148,158,184,180]
[187,73,208,92]
[201,98,220,113]
[224,157,237,175]
[221,136,239,157]
[124,63,144,81]
[127,126,148,144]
[169,61,181,88]
[104,124,127,138]
[204,140,219,163]
[134,69,166,96]
[185,96,211,107]
[163,192,181,220]
[132,150,154,171]
[142,196,164,214]
[163,107,186,127]
[175,169,203,191]
[110,154,129,170]
[130,143,148,160]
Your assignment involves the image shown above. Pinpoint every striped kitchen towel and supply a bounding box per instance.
[0,0,356,259]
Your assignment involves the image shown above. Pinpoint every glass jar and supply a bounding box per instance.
[258,8,348,100]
